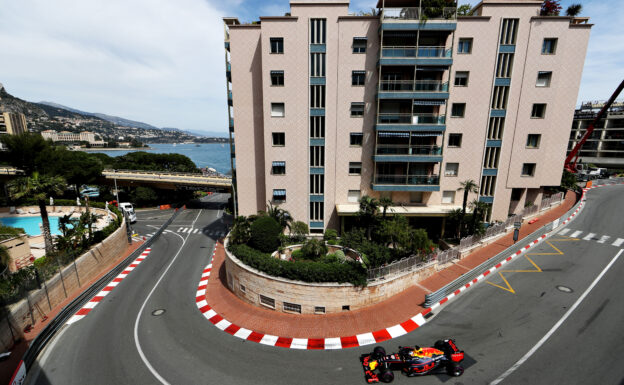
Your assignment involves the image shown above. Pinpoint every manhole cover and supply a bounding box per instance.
[556,285,573,293]
[152,309,166,316]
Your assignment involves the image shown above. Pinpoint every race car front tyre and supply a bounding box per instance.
[447,363,464,377]
[379,367,394,383]
[373,346,386,359]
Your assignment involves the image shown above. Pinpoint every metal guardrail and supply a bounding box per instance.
[20,205,184,374]
[367,248,460,282]
[423,187,583,308]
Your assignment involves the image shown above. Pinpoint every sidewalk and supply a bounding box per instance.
[0,239,144,385]
[203,191,577,339]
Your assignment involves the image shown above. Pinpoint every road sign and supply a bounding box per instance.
[513,228,519,243]
[514,221,522,230]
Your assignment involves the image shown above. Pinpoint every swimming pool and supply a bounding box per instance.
[0,216,64,236]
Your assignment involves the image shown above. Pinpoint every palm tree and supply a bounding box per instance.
[379,197,394,219]
[0,245,11,277]
[469,199,490,234]
[457,179,479,236]
[8,172,66,255]
[447,208,463,240]
[266,201,292,231]
[358,195,379,240]
[565,3,582,16]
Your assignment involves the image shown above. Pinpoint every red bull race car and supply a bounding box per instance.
[359,339,465,383]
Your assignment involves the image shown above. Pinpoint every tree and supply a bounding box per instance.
[290,221,309,243]
[249,216,282,252]
[469,199,490,234]
[457,179,479,237]
[230,216,252,245]
[266,202,292,231]
[0,133,49,174]
[0,245,10,276]
[8,172,66,255]
[379,197,394,220]
[447,208,464,240]
[300,239,328,261]
[560,169,577,190]
[565,3,582,16]
[357,195,379,240]
[457,3,472,15]
[540,0,561,16]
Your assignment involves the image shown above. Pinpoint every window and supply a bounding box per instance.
[310,19,326,44]
[239,284,246,293]
[522,163,536,176]
[310,174,324,194]
[448,133,462,147]
[491,86,509,109]
[270,38,283,54]
[272,161,286,175]
[483,147,500,168]
[457,38,472,54]
[342,305,350,311]
[314,306,326,314]
[542,38,557,54]
[310,146,325,167]
[526,134,541,148]
[260,294,275,308]
[442,191,456,204]
[310,85,325,108]
[349,162,362,175]
[496,53,514,78]
[310,201,324,221]
[445,163,459,177]
[410,192,423,203]
[273,189,286,202]
[536,71,552,87]
[500,19,519,45]
[353,37,367,53]
[454,71,469,87]
[451,103,466,117]
[488,117,505,140]
[283,302,301,313]
[270,71,284,86]
[271,103,285,117]
[531,103,546,118]
[272,132,285,146]
[350,132,363,146]
[480,175,497,196]
[310,53,326,76]
[350,102,364,117]
[348,190,360,203]
[310,116,325,138]
[352,71,365,86]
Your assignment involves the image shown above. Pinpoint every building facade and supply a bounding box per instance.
[0,112,28,135]
[40,130,105,146]
[567,100,624,170]
[224,0,591,234]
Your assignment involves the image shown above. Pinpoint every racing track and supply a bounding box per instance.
[28,187,624,384]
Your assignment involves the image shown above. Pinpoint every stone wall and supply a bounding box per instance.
[224,238,442,315]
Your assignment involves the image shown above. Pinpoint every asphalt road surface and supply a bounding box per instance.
[27,187,624,385]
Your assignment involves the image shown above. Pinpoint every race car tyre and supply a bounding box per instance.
[379,368,394,383]
[434,340,445,350]
[447,363,464,377]
[373,346,386,358]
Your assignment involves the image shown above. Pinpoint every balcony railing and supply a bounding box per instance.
[381,46,451,58]
[376,145,442,155]
[380,80,448,92]
[378,113,446,125]
[382,7,457,21]
[374,174,440,185]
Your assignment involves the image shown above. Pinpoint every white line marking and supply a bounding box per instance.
[613,238,624,247]
[570,230,582,238]
[259,334,278,346]
[491,249,623,385]
[583,232,596,241]
[558,228,570,235]
[290,338,309,349]
[597,235,610,244]
[324,337,342,350]
[193,228,199,234]
[233,328,252,340]
[356,332,376,346]
[178,228,183,232]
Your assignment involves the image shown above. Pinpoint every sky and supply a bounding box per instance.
[0,0,621,135]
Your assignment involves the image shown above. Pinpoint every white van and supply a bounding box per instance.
[118,202,137,223]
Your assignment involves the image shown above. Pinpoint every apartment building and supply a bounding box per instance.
[567,100,624,170]
[224,0,591,234]
[40,130,105,146]
[0,112,28,135]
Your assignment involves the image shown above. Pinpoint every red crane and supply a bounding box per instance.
[564,79,624,173]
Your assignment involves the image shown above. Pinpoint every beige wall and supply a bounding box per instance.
[1,235,31,272]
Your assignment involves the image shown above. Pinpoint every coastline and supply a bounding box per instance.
[77,147,153,151]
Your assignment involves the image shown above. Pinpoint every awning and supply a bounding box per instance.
[273,189,286,196]
[270,70,284,74]
[353,37,367,41]
[272,161,285,166]
[383,32,417,37]
[379,132,409,137]
[411,132,443,137]
[413,100,445,105]
[417,67,447,71]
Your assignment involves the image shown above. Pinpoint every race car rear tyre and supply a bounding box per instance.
[448,364,464,377]
[373,346,386,358]
[434,340,445,350]
[379,368,394,383]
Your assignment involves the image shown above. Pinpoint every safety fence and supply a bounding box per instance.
[367,248,460,282]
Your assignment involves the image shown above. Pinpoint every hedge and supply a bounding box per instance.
[228,243,367,287]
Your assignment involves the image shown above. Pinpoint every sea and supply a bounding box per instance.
[87,143,232,174]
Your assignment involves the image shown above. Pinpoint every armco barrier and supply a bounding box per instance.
[424,187,583,308]
[11,206,184,384]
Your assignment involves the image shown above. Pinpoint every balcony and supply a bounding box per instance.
[375,144,442,162]
[379,46,452,66]
[381,7,456,32]
[379,80,449,100]
[378,113,445,125]
[228,90,233,106]
[372,174,440,191]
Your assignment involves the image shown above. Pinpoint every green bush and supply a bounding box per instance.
[228,243,367,286]
[326,239,337,246]
[291,249,304,260]
[323,228,338,242]
[249,216,282,253]
[300,238,328,261]
[321,252,339,264]
[334,250,346,261]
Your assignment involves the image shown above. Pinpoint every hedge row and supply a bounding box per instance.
[227,243,367,287]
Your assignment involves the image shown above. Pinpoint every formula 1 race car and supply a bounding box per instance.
[359,339,465,383]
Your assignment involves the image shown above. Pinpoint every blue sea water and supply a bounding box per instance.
[0,216,63,236]
[87,143,232,174]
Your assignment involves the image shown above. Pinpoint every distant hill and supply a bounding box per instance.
[38,101,159,130]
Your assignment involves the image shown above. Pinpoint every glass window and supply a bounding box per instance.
[536,71,552,87]
[526,134,541,148]
[347,190,360,203]
[542,38,557,54]
[350,132,363,146]
[522,163,536,176]
[271,103,285,117]
[451,103,466,117]
[442,191,456,204]
[350,102,364,117]
[270,71,284,86]
[349,162,362,175]
[272,189,286,202]
[445,163,459,177]
[272,161,286,175]
[454,71,469,87]
[353,37,367,53]
[272,132,285,146]
[270,38,283,54]
[283,302,301,313]
[260,294,275,308]
[352,71,365,86]
[448,133,462,147]
[531,103,546,118]
[458,38,473,54]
